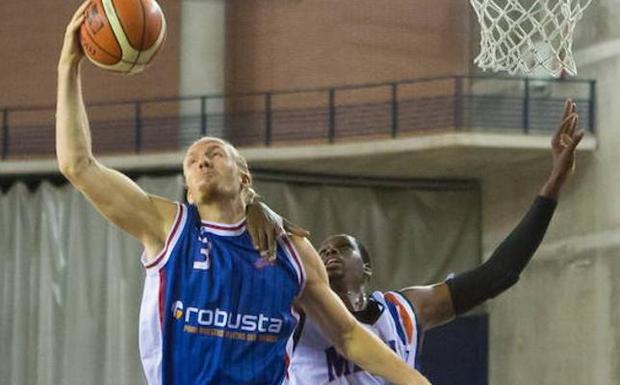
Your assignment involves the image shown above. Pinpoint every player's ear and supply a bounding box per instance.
[239,173,253,199]
[363,264,373,280]
[240,171,251,188]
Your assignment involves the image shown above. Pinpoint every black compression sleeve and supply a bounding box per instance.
[445,195,557,315]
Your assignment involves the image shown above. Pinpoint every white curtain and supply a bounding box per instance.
[0,174,479,385]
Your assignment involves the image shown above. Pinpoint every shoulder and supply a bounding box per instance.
[382,290,419,348]
[274,235,307,292]
[150,194,179,218]
[285,236,331,304]
[287,234,312,253]
[399,283,454,331]
[383,290,417,317]
[150,195,184,233]
[287,236,324,278]
[143,197,187,259]
[376,290,416,319]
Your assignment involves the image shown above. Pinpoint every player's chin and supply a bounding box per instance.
[192,183,221,203]
[326,270,345,282]
[196,179,221,194]
[192,176,211,187]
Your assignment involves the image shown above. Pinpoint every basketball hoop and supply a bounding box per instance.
[470,0,592,77]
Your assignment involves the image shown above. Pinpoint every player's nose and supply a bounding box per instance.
[319,246,337,260]
[199,156,212,169]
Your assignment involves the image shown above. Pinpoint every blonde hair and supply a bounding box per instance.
[185,137,258,205]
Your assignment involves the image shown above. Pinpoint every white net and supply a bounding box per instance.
[470,0,592,77]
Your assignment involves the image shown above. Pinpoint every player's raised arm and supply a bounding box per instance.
[400,99,584,331]
[292,236,431,385]
[56,3,175,257]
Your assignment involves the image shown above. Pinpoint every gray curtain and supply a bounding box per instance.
[0,174,480,385]
[253,177,481,289]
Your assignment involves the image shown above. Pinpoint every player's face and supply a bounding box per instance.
[318,235,368,294]
[183,139,247,204]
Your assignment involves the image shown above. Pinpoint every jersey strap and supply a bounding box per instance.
[383,291,418,348]
[141,203,187,273]
[278,236,307,295]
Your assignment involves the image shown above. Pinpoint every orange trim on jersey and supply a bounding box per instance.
[384,292,415,344]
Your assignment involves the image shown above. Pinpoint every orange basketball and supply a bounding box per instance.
[79,0,166,74]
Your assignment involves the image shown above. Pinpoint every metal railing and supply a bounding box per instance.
[0,75,595,159]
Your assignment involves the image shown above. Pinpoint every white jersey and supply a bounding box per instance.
[289,291,420,385]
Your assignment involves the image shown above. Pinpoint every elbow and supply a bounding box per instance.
[58,156,93,180]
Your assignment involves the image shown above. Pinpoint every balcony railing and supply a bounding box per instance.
[0,75,595,159]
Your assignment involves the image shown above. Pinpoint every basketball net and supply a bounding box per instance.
[470,0,592,77]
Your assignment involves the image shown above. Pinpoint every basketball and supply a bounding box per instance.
[79,0,166,74]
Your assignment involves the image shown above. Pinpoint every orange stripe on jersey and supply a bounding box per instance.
[384,292,414,344]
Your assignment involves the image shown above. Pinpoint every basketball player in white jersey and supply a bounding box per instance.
[56,4,430,385]
[252,100,584,385]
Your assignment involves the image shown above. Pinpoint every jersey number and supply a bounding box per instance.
[193,246,211,270]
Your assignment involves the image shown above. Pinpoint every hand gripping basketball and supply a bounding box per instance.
[59,1,91,69]
[79,0,167,74]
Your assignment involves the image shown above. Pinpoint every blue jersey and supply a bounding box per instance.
[138,203,306,385]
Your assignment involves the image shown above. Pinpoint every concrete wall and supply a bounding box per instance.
[179,0,226,96]
[178,0,226,144]
[480,1,620,383]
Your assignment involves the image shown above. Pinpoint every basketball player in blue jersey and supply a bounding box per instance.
[251,100,584,384]
[56,5,431,385]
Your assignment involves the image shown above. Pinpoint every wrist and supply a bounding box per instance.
[57,58,81,74]
[539,173,564,200]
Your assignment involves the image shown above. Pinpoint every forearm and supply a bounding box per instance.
[446,195,556,314]
[294,234,430,385]
[539,172,564,200]
[56,63,93,174]
[342,324,428,385]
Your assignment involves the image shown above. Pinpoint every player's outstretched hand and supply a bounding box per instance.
[551,99,584,180]
[540,99,585,199]
[246,201,310,261]
[59,1,90,68]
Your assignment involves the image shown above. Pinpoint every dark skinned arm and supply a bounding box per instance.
[401,99,584,332]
